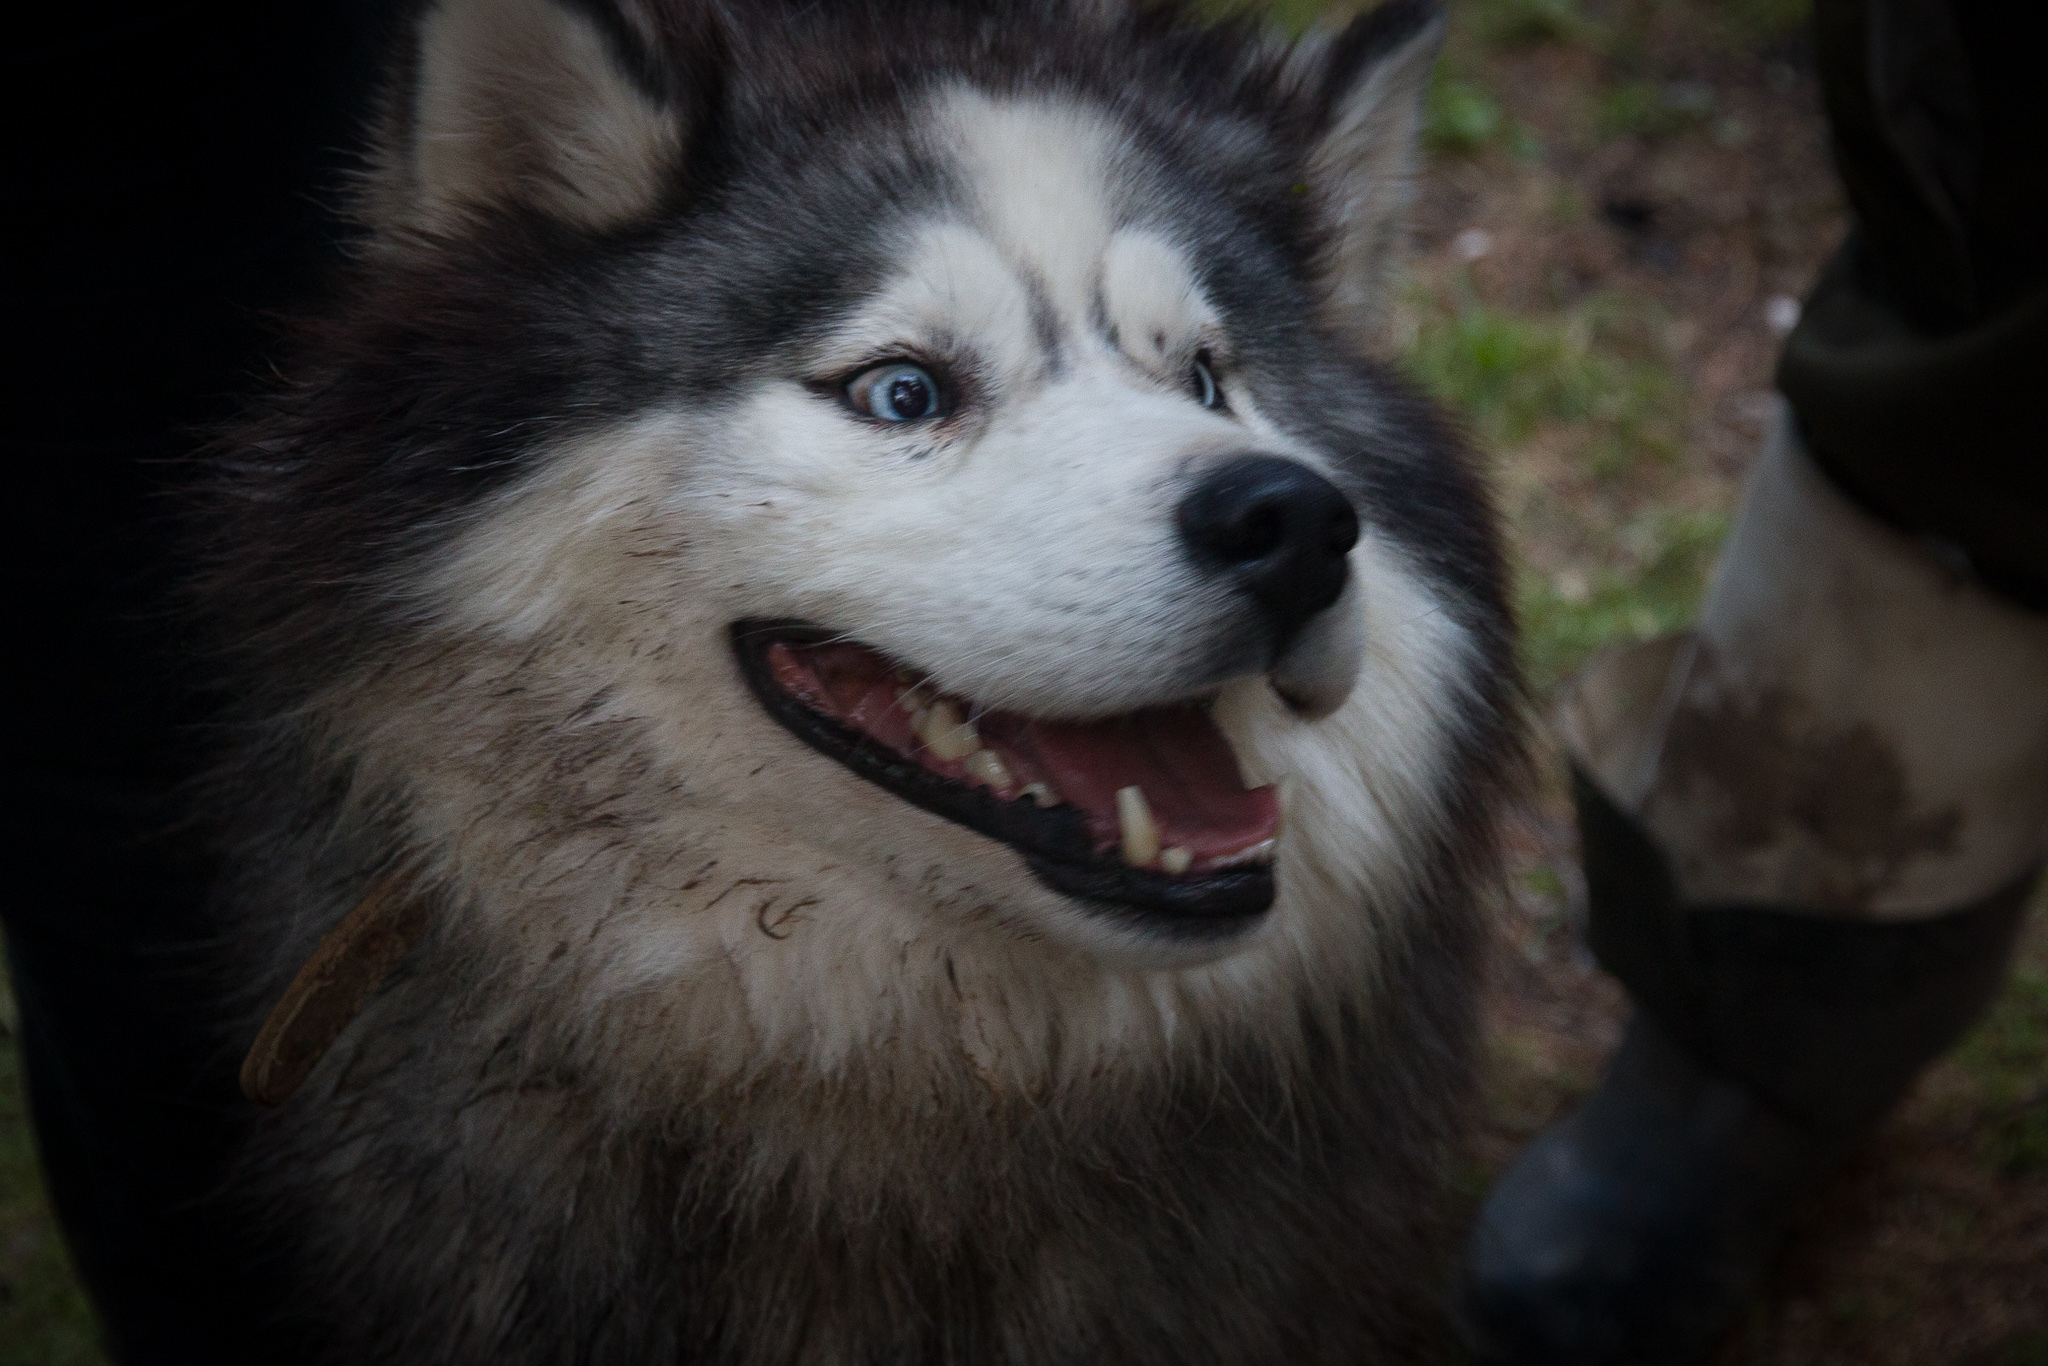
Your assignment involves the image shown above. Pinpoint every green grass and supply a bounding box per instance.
[1596,78,1719,140]
[1402,291,1680,458]
[1514,508,1726,693]
[0,943,109,1366]
[1723,0,1813,40]
[1464,0,1603,49]
[1397,285,1709,692]
[1425,73,1508,155]
[1955,973,2048,1177]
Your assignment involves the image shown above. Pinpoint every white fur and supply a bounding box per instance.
[1099,227,1235,397]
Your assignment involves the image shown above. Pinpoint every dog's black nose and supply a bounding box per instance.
[1177,455,1359,641]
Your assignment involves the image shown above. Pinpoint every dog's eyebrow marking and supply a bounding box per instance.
[1019,266,1065,375]
[1097,227,1221,375]
[1089,284,1117,349]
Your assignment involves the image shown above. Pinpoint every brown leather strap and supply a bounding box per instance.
[239,873,429,1106]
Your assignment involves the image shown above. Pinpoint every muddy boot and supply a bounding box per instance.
[1459,420,2048,1366]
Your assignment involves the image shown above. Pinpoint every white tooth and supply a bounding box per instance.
[917,699,980,760]
[1211,838,1277,870]
[1021,782,1056,807]
[1116,785,1160,867]
[963,748,1014,792]
[897,683,934,714]
[1160,846,1192,875]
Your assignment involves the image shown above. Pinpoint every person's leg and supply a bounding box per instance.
[1636,424,2048,926]
[1461,419,2048,1365]
[1458,1,2048,1360]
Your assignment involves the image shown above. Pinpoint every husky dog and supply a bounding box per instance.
[197,0,1517,1359]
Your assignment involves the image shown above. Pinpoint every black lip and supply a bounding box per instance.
[730,620,1275,938]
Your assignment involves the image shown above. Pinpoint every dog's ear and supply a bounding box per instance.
[368,0,705,236]
[1295,0,1445,351]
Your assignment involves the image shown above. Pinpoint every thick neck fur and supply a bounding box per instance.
[252,966,1480,1363]
[217,584,1502,1361]
[230,767,1488,1365]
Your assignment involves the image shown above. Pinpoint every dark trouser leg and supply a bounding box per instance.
[1783,0,2048,606]
[1458,2,2048,1361]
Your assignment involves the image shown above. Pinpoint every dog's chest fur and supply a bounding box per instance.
[246,884,1482,1363]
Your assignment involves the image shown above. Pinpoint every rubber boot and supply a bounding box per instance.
[1459,704,2031,1362]
[1459,421,2048,1366]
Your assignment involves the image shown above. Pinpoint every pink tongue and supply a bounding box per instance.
[764,641,1279,867]
[999,710,1279,863]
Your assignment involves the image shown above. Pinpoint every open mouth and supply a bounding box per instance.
[731,621,1280,935]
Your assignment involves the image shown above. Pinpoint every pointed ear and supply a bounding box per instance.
[369,0,697,236]
[1297,0,1446,352]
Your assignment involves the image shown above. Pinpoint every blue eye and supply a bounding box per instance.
[1190,353,1223,410]
[847,362,942,422]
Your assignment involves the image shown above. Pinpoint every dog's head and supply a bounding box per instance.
[228,0,1511,1088]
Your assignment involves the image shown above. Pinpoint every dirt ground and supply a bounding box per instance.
[3,2,2043,1362]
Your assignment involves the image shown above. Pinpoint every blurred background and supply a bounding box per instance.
[3,0,2042,1361]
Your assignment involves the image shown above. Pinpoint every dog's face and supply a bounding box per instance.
[254,0,1507,1088]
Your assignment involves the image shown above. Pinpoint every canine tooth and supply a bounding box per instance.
[963,749,1013,792]
[1021,782,1056,807]
[1116,786,1160,867]
[1159,846,1192,875]
[917,700,981,760]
